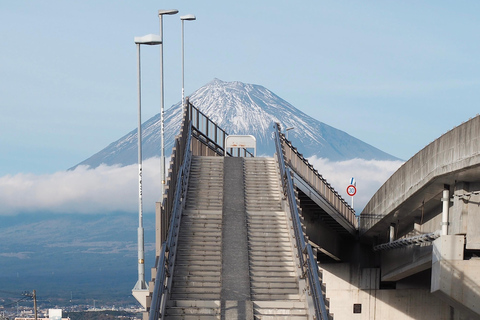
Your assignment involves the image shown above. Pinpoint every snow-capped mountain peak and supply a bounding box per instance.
[74,79,398,169]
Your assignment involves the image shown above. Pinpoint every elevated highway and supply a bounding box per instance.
[360,115,480,318]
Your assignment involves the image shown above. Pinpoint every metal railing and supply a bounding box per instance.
[274,123,329,320]
[279,125,356,228]
[150,108,193,320]
[186,98,254,157]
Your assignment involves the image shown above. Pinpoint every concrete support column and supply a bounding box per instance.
[441,185,450,236]
[389,224,395,242]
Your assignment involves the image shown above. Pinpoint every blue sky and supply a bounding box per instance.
[1,1,480,176]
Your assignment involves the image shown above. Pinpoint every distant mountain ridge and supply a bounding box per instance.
[75,79,398,169]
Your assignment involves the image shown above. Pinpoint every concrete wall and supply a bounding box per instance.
[361,115,480,233]
[321,263,474,320]
[432,235,480,318]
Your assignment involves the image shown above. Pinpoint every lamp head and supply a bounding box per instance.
[134,34,162,45]
[181,14,196,21]
[158,9,178,16]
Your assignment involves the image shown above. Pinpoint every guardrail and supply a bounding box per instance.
[186,98,254,157]
[274,123,329,320]
[279,125,356,228]
[150,108,193,320]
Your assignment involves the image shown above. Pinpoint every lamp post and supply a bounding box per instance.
[286,127,295,140]
[181,14,196,107]
[132,34,162,308]
[158,9,178,205]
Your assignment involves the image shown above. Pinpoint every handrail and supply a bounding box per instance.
[149,121,193,320]
[274,122,329,320]
[148,242,166,320]
[281,130,356,228]
[186,98,254,157]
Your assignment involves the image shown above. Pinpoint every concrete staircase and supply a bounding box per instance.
[244,158,309,320]
[165,156,224,319]
[164,156,310,319]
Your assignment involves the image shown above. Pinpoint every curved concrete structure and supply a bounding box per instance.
[361,115,480,238]
[360,115,480,318]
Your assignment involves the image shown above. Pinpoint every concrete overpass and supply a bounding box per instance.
[360,115,480,318]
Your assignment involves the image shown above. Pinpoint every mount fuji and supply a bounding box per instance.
[75,79,398,169]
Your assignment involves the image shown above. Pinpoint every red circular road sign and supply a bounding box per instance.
[347,184,357,196]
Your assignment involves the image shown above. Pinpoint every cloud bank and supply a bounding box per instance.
[307,156,404,212]
[0,158,162,215]
[0,156,403,216]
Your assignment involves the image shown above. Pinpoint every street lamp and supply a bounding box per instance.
[181,14,196,107]
[286,127,295,140]
[132,33,162,308]
[158,9,178,205]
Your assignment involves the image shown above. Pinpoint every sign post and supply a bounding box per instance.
[347,177,357,209]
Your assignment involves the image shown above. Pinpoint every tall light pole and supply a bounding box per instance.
[132,34,162,308]
[158,9,178,205]
[181,14,196,107]
[286,127,295,140]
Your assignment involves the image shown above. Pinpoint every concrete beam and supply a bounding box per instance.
[381,245,433,282]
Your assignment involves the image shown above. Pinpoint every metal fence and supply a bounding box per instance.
[277,123,357,228]
[186,98,254,157]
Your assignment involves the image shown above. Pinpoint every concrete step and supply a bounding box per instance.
[254,316,307,320]
[246,211,287,216]
[174,275,221,283]
[172,280,222,288]
[171,287,221,294]
[249,250,294,257]
[174,264,221,271]
[175,252,221,258]
[251,293,301,301]
[250,281,298,289]
[250,276,298,284]
[175,259,222,267]
[170,293,221,301]
[253,302,309,319]
[179,223,222,229]
[178,235,221,240]
[167,300,221,308]
[176,244,221,251]
[173,270,221,277]
[164,307,221,319]
[250,271,298,279]
[248,242,293,249]
[248,231,291,238]
[249,256,295,264]
[182,212,222,217]
[250,265,296,273]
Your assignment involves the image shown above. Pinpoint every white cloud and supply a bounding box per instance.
[0,157,163,215]
[0,156,403,216]
[306,156,404,213]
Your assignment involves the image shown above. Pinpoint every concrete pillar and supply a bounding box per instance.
[441,185,450,236]
[451,181,469,235]
[389,224,395,242]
